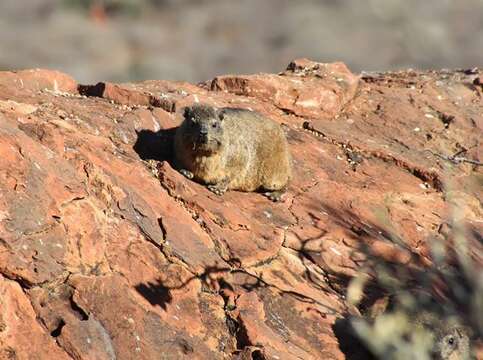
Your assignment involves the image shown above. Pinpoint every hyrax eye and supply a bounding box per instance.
[212,123,218,128]
[447,336,455,346]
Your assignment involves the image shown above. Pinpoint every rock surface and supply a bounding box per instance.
[0,60,481,359]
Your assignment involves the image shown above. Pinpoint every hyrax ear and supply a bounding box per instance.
[216,109,225,121]
[183,107,192,119]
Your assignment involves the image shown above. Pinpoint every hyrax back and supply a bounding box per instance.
[174,104,291,200]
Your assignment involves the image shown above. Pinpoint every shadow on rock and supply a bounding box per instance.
[133,128,177,163]
[333,317,375,360]
[135,279,173,311]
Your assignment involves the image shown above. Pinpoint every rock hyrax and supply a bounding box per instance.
[174,104,291,201]
[413,312,471,360]
[349,311,472,360]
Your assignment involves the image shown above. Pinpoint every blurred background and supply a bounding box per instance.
[1,0,482,83]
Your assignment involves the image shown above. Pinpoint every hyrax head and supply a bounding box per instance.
[181,104,225,154]
[433,326,471,360]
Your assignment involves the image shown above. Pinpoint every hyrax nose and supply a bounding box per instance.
[199,127,208,141]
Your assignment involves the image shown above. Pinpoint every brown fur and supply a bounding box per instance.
[174,104,291,200]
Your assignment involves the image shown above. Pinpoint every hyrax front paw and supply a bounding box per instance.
[207,184,227,196]
[179,169,194,179]
[264,190,285,202]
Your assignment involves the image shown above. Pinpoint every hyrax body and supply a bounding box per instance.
[347,310,472,360]
[174,104,291,201]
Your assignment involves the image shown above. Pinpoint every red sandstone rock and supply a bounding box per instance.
[207,59,359,118]
[0,64,481,359]
[0,68,77,94]
[0,275,71,359]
